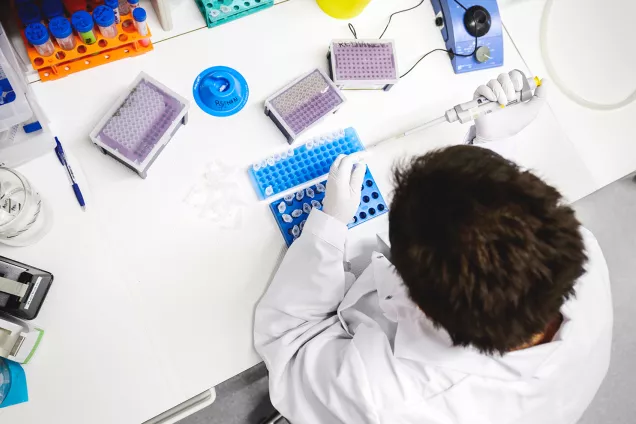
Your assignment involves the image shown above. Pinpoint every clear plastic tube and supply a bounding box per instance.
[97,23,118,38]
[55,34,76,50]
[118,0,130,15]
[33,39,55,57]
[540,0,636,111]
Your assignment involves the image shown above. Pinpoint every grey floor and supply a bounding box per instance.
[177,362,286,424]
[181,173,636,424]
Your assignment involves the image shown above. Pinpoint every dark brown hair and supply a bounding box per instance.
[389,146,586,355]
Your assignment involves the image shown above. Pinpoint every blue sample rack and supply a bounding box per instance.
[248,128,364,200]
[269,169,388,246]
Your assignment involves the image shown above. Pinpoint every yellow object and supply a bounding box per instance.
[316,0,372,19]
[534,76,542,87]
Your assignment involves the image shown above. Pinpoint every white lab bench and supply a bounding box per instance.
[0,0,626,422]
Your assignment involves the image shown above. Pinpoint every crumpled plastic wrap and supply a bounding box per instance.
[184,161,248,229]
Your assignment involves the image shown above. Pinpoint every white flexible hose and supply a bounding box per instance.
[540,0,636,111]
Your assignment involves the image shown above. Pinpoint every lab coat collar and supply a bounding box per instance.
[370,253,565,381]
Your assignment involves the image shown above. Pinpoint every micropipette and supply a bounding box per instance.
[369,73,542,149]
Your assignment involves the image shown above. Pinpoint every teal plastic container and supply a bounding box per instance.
[195,0,274,28]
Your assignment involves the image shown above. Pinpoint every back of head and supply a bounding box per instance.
[389,146,586,355]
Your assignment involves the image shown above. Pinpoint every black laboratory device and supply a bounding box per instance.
[0,256,53,320]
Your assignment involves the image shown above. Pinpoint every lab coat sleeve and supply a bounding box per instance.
[254,209,380,423]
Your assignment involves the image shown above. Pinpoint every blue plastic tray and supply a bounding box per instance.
[269,169,388,246]
[248,128,364,200]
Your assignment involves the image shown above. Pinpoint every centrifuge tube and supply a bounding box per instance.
[291,209,302,218]
[311,200,321,209]
[296,190,304,201]
[303,203,312,214]
[277,202,286,214]
[315,183,326,193]
[282,214,293,223]
[291,225,300,238]
[299,220,306,231]
[306,188,315,198]
[283,194,294,204]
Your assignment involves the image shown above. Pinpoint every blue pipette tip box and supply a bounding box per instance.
[89,72,190,179]
[269,169,388,246]
[248,127,364,200]
[196,0,274,28]
[264,68,346,143]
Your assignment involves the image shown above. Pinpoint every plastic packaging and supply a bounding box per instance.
[49,17,76,51]
[264,69,346,143]
[329,39,399,90]
[184,161,248,228]
[24,24,55,58]
[93,5,118,39]
[132,7,150,47]
[0,168,51,247]
[17,3,42,26]
[89,72,190,178]
[105,0,121,23]
[72,11,97,45]
[315,0,372,19]
[41,0,65,20]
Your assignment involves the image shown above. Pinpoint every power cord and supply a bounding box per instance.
[347,0,480,78]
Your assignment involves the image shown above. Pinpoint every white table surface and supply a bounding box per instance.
[499,0,636,188]
[0,0,608,422]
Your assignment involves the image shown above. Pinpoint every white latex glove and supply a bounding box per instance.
[322,154,367,225]
[473,70,548,143]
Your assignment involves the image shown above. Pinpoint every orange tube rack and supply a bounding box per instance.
[21,14,153,82]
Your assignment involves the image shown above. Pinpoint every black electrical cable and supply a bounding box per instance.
[378,0,425,39]
[347,0,481,79]
[400,0,479,78]
[348,23,358,39]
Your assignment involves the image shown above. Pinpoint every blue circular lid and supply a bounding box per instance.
[0,359,28,408]
[129,0,140,4]
[25,23,50,46]
[132,7,147,22]
[104,0,118,7]
[93,5,115,27]
[41,0,65,19]
[49,16,72,39]
[71,11,94,33]
[193,67,250,117]
[18,3,41,25]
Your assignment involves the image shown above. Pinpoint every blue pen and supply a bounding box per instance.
[54,137,86,211]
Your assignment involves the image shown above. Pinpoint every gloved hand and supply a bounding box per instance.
[322,153,367,225]
[473,70,548,143]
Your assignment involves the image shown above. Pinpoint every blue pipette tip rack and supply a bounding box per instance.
[195,0,274,28]
[193,66,249,117]
[269,168,388,246]
[264,68,346,143]
[248,127,364,200]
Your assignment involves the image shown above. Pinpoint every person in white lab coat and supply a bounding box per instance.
[254,71,613,424]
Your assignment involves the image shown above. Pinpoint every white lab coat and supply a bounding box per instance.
[254,210,613,424]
